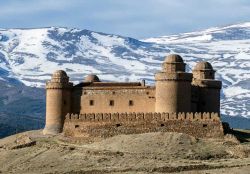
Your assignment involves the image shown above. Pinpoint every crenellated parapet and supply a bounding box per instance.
[65,112,220,122]
[63,111,224,138]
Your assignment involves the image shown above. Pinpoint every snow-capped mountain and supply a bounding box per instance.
[0,23,249,121]
[0,27,168,87]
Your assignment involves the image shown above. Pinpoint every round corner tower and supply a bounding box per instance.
[43,70,73,135]
[155,54,193,113]
[192,62,222,113]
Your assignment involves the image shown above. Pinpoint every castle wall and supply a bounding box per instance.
[71,87,155,114]
[63,112,224,138]
[198,88,220,113]
[191,86,199,112]
[192,80,222,113]
[63,89,72,118]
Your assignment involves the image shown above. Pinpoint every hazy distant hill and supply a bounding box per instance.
[0,80,45,138]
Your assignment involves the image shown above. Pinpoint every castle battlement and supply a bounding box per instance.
[65,112,220,122]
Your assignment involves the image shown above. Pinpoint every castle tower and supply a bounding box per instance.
[192,62,222,112]
[155,54,192,113]
[84,74,100,82]
[43,70,73,135]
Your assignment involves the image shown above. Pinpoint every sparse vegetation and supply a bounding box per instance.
[0,130,250,173]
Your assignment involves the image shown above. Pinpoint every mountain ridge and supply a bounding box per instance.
[0,23,249,138]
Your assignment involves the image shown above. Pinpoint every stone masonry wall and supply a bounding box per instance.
[71,87,155,114]
[63,112,224,138]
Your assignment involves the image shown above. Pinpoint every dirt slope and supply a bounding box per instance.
[0,130,250,174]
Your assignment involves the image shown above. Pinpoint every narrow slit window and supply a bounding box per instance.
[89,100,94,106]
[129,100,133,106]
[109,100,114,106]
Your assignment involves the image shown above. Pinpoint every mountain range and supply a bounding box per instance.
[0,22,249,137]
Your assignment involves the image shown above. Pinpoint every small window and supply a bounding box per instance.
[203,124,208,128]
[75,125,79,128]
[109,100,114,106]
[129,100,133,106]
[116,123,121,127]
[89,100,94,106]
[83,92,87,95]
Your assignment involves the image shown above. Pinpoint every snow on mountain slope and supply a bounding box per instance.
[0,27,168,87]
[143,22,250,118]
[0,23,249,118]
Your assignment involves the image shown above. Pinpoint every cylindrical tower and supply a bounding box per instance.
[155,54,192,113]
[43,70,73,135]
[192,62,222,113]
[84,74,100,82]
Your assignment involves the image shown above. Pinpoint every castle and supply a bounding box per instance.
[43,54,226,138]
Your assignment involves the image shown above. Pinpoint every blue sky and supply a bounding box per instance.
[0,0,250,38]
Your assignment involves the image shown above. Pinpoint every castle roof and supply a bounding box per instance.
[164,54,184,63]
[84,74,100,82]
[52,70,68,78]
[50,70,69,83]
[193,62,214,71]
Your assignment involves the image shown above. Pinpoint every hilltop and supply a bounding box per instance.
[0,130,250,173]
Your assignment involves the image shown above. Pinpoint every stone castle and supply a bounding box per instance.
[43,54,226,138]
